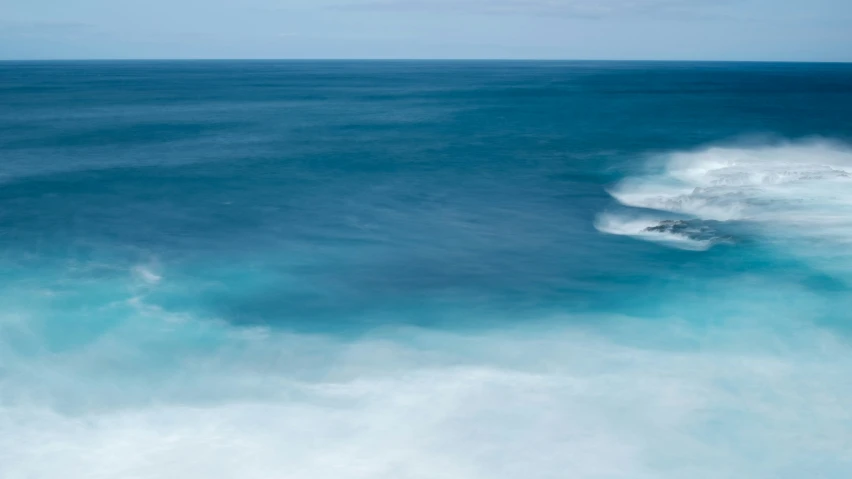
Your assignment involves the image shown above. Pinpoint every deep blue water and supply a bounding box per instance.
[2,61,852,478]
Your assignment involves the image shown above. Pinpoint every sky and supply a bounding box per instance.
[1,0,851,61]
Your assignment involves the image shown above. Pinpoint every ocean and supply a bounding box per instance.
[1,60,852,478]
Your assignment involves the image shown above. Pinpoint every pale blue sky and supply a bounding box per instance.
[1,0,850,61]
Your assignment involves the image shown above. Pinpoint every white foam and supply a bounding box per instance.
[600,140,852,258]
[132,265,162,285]
[611,140,852,221]
[2,287,852,479]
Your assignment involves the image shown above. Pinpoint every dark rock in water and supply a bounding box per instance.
[645,220,690,234]
[644,220,735,244]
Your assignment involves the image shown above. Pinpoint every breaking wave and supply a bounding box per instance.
[598,140,852,258]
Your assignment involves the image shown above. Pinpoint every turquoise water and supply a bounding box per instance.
[2,61,852,478]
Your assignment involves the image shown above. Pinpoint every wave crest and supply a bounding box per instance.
[598,140,852,251]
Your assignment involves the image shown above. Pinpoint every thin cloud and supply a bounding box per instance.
[0,22,99,38]
[336,0,737,19]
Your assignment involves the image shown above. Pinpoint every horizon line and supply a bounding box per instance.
[1,58,851,64]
